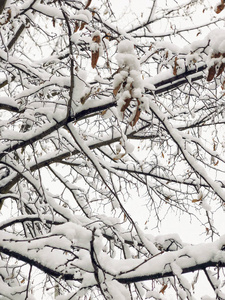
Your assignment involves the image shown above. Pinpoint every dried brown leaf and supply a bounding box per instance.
[173,57,178,76]
[207,65,216,81]
[215,3,225,14]
[121,98,131,112]
[91,50,99,68]
[80,22,86,30]
[113,82,122,96]
[130,108,141,126]
[214,160,219,166]
[6,9,11,23]
[84,0,92,9]
[101,109,107,116]
[74,21,79,32]
[160,284,168,295]
[124,213,127,222]
[212,52,221,59]
[92,35,101,44]
[81,91,91,104]
[192,199,201,203]
[217,62,225,77]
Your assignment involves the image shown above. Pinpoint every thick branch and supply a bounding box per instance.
[1,242,225,287]
[0,246,75,281]
[117,261,223,284]
[147,64,207,96]
[0,100,117,163]
[7,23,26,50]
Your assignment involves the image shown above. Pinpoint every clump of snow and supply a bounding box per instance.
[72,9,92,23]
[124,140,134,154]
[72,70,90,105]
[106,280,131,300]
[118,40,135,54]
[51,222,92,248]
[155,41,181,54]
[113,73,123,89]
[116,40,140,70]
[71,32,80,44]
[201,198,211,211]
[154,233,183,251]
[208,29,225,53]
[114,40,146,122]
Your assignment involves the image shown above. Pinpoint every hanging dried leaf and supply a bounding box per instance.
[215,3,225,14]
[130,108,141,126]
[113,82,122,96]
[74,21,79,32]
[191,195,202,203]
[121,98,131,112]
[217,62,225,77]
[80,22,86,30]
[6,9,11,23]
[92,34,101,44]
[81,90,91,104]
[213,52,222,59]
[101,109,107,116]
[84,0,92,9]
[192,192,203,203]
[173,57,178,76]
[91,49,99,68]
[192,199,201,203]
[160,284,168,294]
[207,65,216,81]
[214,160,219,166]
